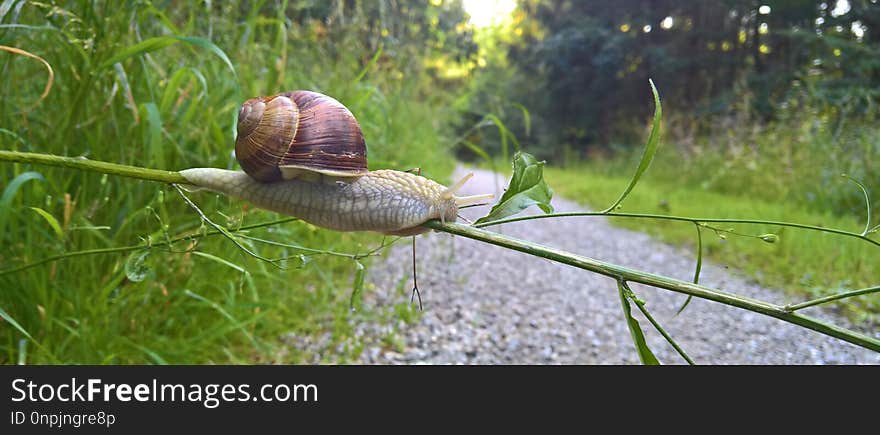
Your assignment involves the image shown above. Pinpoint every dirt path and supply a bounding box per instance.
[352,167,879,364]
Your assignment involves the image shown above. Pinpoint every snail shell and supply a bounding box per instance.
[235,90,369,182]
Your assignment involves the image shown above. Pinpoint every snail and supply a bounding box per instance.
[179,90,492,236]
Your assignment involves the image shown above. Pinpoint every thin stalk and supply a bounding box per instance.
[786,285,880,312]
[1,217,299,276]
[475,211,880,249]
[622,281,696,365]
[172,184,282,267]
[423,220,880,352]
[0,150,188,183]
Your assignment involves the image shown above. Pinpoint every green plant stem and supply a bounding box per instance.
[632,295,696,365]
[621,280,695,365]
[475,211,880,249]
[0,150,189,183]
[2,150,878,352]
[0,217,300,276]
[785,285,880,312]
[423,220,880,352]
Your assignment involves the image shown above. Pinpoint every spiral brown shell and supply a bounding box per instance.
[234,90,368,182]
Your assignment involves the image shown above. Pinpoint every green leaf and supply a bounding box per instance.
[0,306,32,340]
[618,281,660,365]
[29,207,63,239]
[0,171,44,236]
[100,36,237,78]
[602,80,663,213]
[677,223,703,316]
[350,261,366,311]
[124,249,151,282]
[475,151,554,225]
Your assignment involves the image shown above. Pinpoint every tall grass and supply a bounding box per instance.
[0,2,460,363]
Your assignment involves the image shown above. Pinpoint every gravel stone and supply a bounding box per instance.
[352,167,879,364]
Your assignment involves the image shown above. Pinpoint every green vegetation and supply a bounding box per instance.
[460,0,880,325]
[545,156,879,323]
[0,2,471,363]
[2,1,878,364]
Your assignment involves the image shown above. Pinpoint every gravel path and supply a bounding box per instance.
[351,167,879,364]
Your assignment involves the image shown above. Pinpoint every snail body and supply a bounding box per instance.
[181,90,490,236]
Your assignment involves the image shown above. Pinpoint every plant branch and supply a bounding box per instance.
[475,211,880,249]
[785,285,880,312]
[0,150,189,183]
[621,280,695,365]
[423,220,880,352]
[2,150,878,353]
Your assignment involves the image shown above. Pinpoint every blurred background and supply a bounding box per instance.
[0,0,877,363]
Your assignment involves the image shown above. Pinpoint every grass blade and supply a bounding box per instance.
[29,207,63,239]
[183,290,256,346]
[175,36,237,78]
[354,45,383,83]
[485,113,521,164]
[677,223,703,316]
[617,280,660,365]
[0,45,54,110]
[602,79,662,213]
[0,171,44,235]
[0,306,32,339]
[461,140,492,163]
[512,102,531,137]
[100,36,237,78]
[193,251,247,274]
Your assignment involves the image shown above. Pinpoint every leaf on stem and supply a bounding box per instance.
[677,222,703,316]
[842,174,872,236]
[617,281,660,365]
[474,151,554,225]
[602,79,663,213]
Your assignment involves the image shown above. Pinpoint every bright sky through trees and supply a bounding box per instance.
[462,0,517,27]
